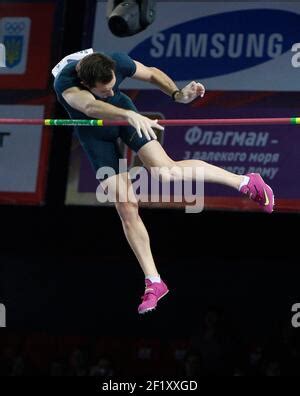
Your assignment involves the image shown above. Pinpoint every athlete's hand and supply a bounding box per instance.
[175,81,205,104]
[125,110,164,141]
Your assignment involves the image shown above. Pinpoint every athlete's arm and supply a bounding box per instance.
[62,87,163,141]
[63,87,128,120]
[132,61,205,103]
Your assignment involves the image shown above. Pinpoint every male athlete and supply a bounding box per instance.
[53,50,274,314]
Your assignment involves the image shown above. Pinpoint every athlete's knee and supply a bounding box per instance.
[99,176,117,201]
[100,173,135,203]
[115,202,139,227]
[152,162,184,183]
[169,165,184,181]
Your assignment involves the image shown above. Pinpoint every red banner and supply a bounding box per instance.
[0,3,55,90]
[0,96,53,205]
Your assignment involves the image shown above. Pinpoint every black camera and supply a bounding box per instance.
[107,0,156,37]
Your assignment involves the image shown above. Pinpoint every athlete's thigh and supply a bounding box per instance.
[137,140,173,169]
[110,94,172,169]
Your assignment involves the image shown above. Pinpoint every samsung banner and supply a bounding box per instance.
[92,1,300,91]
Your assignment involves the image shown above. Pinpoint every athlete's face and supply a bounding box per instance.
[89,73,116,99]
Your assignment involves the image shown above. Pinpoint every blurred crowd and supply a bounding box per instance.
[1,308,299,376]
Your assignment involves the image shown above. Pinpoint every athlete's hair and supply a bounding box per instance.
[77,53,116,87]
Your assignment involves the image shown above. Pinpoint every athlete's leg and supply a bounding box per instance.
[75,124,159,277]
[136,140,274,213]
[100,172,159,278]
[137,140,243,189]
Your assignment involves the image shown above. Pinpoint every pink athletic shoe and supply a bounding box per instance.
[240,173,275,213]
[138,279,169,314]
